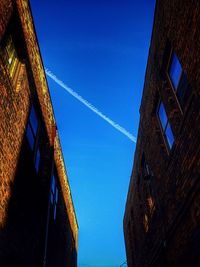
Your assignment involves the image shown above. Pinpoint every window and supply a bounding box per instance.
[141,154,152,181]
[50,176,58,220]
[2,35,21,86]
[26,124,35,150]
[168,52,191,109]
[26,105,40,172]
[35,148,40,172]
[169,52,182,89]
[26,106,39,150]
[158,101,174,149]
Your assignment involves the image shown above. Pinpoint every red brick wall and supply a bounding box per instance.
[124,0,200,266]
[0,0,12,38]
[0,2,77,267]
[0,31,31,230]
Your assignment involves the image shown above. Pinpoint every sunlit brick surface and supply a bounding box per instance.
[0,1,78,266]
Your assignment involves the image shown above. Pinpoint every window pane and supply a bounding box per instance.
[55,188,58,203]
[51,176,55,194]
[169,52,182,90]
[3,35,18,77]
[158,102,167,130]
[30,106,38,135]
[165,122,174,149]
[50,192,53,204]
[26,124,35,150]
[35,149,40,172]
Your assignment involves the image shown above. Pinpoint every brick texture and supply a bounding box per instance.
[0,1,77,266]
[124,1,200,267]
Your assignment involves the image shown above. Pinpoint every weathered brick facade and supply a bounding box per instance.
[124,1,200,267]
[0,1,78,266]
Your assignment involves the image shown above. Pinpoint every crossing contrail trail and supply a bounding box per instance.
[45,68,137,143]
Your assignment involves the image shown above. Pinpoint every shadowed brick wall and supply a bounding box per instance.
[124,0,200,267]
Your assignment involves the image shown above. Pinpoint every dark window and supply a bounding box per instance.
[26,106,39,150]
[141,155,151,180]
[26,124,35,150]
[158,102,174,149]
[26,105,40,172]
[158,102,167,129]
[35,149,40,172]
[29,106,38,135]
[50,176,58,220]
[168,52,191,109]
[165,123,174,149]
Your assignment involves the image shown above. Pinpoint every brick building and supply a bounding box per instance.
[0,1,78,266]
[124,1,200,267]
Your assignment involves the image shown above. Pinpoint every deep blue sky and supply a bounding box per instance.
[30,1,155,266]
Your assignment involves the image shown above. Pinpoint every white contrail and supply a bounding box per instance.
[45,68,137,143]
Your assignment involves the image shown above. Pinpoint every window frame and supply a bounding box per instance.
[167,50,191,112]
[50,175,59,221]
[26,106,39,149]
[157,100,175,151]
[1,34,22,89]
[168,51,182,90]
[26,105,41,172]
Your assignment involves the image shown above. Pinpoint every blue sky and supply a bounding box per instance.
[30,0,155,266]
